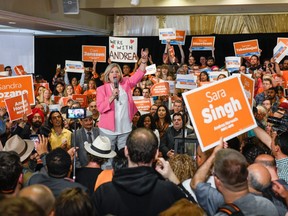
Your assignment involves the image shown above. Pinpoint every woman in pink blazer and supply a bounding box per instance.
[96,49,149,152]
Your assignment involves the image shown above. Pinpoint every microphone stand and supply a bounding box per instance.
[72,120,77,182]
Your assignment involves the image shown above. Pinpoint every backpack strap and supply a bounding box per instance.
[218,203,244,216]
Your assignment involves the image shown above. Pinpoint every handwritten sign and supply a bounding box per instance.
[82,45,106,62]
[183,76,257,151]
[109,36,138,63]
[0,75,35,107]
[5,93,32,121]
[145,64,157,75]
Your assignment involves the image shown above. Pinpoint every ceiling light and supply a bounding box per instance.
[8,22,16,25]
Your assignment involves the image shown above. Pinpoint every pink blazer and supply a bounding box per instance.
[96,68,145,132]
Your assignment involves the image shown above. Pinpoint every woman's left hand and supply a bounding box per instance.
[141,48,149,62]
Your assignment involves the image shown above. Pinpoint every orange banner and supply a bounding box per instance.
[14,65,27,75]
[240,74,255,107]
[53,96,61,104]
[5,93,32,121]
[183,76,257,152]
[150,82,170,96]
[190,37,215,50]
[233,39,260,57]
[82,45,106,62]
[72,94,88,108]
[0,75,35,107]
[133,98,152,111]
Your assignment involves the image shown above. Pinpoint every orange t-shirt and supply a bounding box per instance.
[94,169,113,191]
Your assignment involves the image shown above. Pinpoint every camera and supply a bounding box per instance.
[30,134,39,151]
[267,115,288,133]
[67,108,86,119]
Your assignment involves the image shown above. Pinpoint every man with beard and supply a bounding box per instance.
[11,108,45,139]
[88,101,100,127]
[266,87,279,113]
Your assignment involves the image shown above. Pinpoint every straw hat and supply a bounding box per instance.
[84,135,116,159]
[3,135,34,162]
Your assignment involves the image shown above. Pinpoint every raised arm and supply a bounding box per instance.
[178,44,185,64]
[253,126,272,149]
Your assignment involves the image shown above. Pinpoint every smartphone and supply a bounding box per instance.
[30,134,39,151]
[67,108,86,119]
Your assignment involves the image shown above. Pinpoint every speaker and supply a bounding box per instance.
[63,0,79,14]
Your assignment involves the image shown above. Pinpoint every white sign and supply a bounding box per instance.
[273,41,288,63]
[176,74,197,90]
[109,36,138,63]
[65,60,84,73]
[225,56,241,73]
[159,28,176,40]
[145,64,157,75]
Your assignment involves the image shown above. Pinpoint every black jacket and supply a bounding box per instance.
[92,166,186,216]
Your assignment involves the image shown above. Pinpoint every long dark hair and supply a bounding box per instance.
[154,105,171,124]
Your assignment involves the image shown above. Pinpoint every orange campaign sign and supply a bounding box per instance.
[277,38,288,47]
[233,39,260,59]
[0,75,35,107]
[150,82,170,96]
[82,46,106,62]
[72,94,87,107]
[14,65,27,75]
[183,76,257,151]
[190,37,215,51]
[53,96,61,104]
[240,74,255,107]
[5,93,32,121]
[34,83,50,91]
[133,97,152,111]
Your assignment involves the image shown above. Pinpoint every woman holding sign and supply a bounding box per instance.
[96,48,149,152]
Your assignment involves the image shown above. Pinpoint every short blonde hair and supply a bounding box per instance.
[103,63,123,83]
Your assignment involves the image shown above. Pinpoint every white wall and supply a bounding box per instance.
[0,32,34,74]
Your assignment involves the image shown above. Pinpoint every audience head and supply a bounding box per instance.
[137,113,157,130]
[247,163,271,195]
[199,71,209,82]
[0,196,45,216]
[46,148,71,178]
[54,188,94,216]
[169,154,196,182]
[159,198,206,216]
[196,145,213,168]
[48,111,64,129]
[133,87,142,96]
[125,128,158,165]
[213,149,249,192]
[19,184,55,216]
[84,135,116,165]
[0,151,23,196]
[154,105,171,124]
[28,108,45,128]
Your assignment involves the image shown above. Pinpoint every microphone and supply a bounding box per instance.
[113,77,119,101]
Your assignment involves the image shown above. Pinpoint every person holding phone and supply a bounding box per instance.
[96,48,148,152]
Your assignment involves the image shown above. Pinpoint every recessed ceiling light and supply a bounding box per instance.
[8,22,16,25]
[56,30,62,32]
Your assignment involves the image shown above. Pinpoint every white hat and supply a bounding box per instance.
[3,135,34,162]
[84,135,116,159]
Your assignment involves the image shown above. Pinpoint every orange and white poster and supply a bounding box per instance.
[0,75,35,107]
[233,39,260,59]
[162,30,186,45]
[150,82,170,96]
[277,37,288,47]
[53,96,61,104]
[133,97,152,111]
[14,65,27,75]
[72,94,87,107]
[190,37,215,51]
[82,45,106,62]
[5,93,32,121]
[240,74,254,107]
[183,76,257,151]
